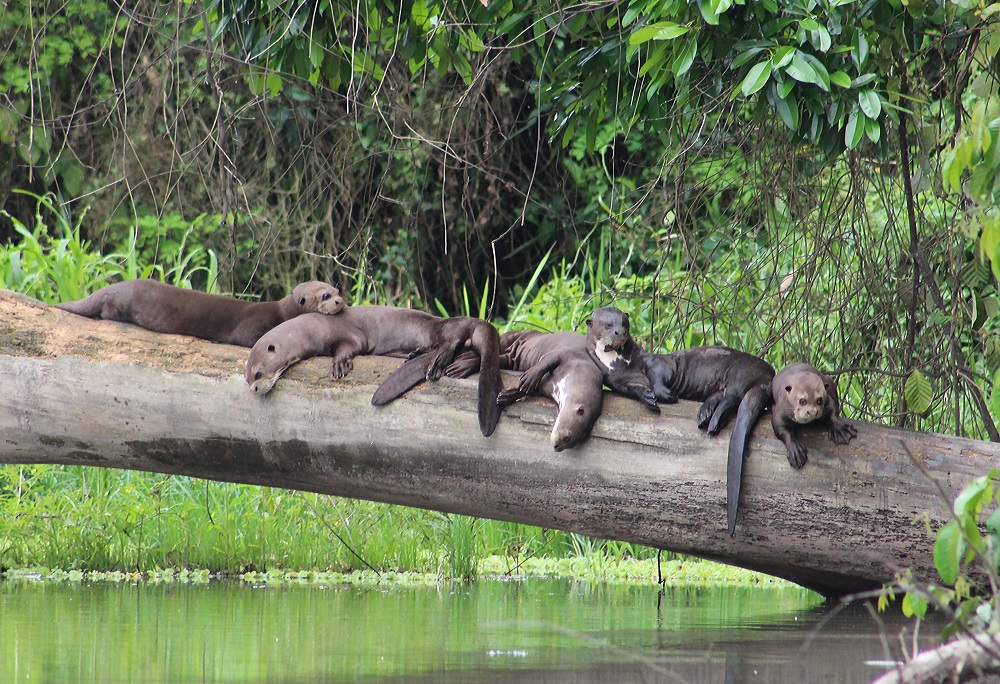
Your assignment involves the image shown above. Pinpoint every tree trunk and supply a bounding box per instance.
[2,290,997,597]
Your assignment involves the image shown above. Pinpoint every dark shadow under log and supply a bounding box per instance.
[1,290,997,597]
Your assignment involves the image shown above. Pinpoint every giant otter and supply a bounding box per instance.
[244,305,502,436]
[770,362,858,469]
[446,330,605,451]
[585,306,776,536]
[56,279,345,347]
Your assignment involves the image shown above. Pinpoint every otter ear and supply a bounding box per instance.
[586,317,592,328]
[785,385,792,393]
[299,297,307,306]
[576,406,586,416]
[823,381,830,389]
[267,344,276,352]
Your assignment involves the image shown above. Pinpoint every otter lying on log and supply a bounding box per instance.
[244,306,503,437]
[57,279,345,347]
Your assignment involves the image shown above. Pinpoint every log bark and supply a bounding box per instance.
[2,289,998,597]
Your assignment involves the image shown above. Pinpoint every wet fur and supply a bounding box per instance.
[57,279,345,347]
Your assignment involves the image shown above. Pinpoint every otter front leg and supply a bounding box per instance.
[606,370,659,413]
[330,338,365,379]
[698,392,741,435]
[772,415,808,468]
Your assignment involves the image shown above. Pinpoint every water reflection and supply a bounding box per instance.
[0,578,934,683]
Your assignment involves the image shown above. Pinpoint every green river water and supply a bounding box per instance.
[0,578,933,683]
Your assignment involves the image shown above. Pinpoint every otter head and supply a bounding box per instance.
[784,372,829,424]
[292,281,346,315]
[586,306,632,370]
[549,377,598,452]
[245,337,298,395]
[550,402,594,452]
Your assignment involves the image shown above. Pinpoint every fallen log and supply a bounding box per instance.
[1,289,997,597]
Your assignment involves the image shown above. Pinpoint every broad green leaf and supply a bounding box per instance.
[799,18,820,31]
[902,592,928,619]
[777,78,794,99]
[810,26,831,52]
[851,73,877,88]
[830,71,852,88]
[904,369,932,415]
[801,53,831,91]
[853,30,869,68]
[672,37,698,77]
[639,44,669,77]
[785,54,818,84]
[865,116,881,143]
[698,0,720,25]
[986,506,1000,535]
[773,91,799,130]
[954,475,990,516]
[934,519,963,585]
[630,22,689,45]
[773,45,795,69]
[859,90,881,119]
[731,48,764,70]
[741,60,772,97]
[845,109,865,149]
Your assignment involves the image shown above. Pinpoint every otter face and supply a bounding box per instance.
[551,403,592,452]
[245,340,296,395]
[586,307,631,370]
[784,376,829,424]
[292,281,346,315]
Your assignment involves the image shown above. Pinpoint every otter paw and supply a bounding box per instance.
[446,358,478,379]
[785,442,808,469]
[331,357,353,378]
[830,421,858,445]
[497,388,522,406]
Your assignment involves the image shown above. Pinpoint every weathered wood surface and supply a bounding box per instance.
[1,289,997,597]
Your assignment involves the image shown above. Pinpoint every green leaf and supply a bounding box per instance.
[698,0,720,25]
[830,71,852,88]
[902,592,928,619]
[773,91,799,130]
[741,60,772,97]
[672,37,698,78]
[986,506,1000,535]
[859,90,881,119]
[845,109,865,150]
[810,26,831,52]
[954,475,990,517]
[773,45,795,69]
[904,369,933,415]
[865,116,881,143]
[629,22,689,45]
[731,47,764,69]
[990,369,1000,420]
[934,519,963,585]
[785,54,818,84]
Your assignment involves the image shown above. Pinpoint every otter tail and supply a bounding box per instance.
[472,322,503,437]
[726,382,772,537]
[55,294,103,318]
[371,353,434,406]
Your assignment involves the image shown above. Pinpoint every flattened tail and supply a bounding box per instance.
[370,352,434,406]
[726,382,772,537]
[475,324,503,437]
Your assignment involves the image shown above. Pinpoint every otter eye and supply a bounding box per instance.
[798,398,807,406]
[817,397,825,406]
[267,344,276,352]
[254,371,262,380]
[576,407,585,416]
[785,385,792,393]
[322,293,331,301]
